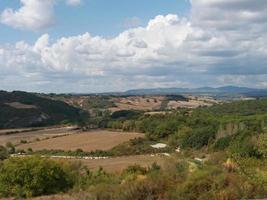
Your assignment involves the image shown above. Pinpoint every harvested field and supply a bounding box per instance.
[167,97,216,109]
[69,154,167,172]
[109,96,164,112]
[0,126,78,146]
[19,130,144,151]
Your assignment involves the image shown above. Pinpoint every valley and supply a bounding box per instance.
[1,90,267,199]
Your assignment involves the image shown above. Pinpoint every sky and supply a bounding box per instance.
[0,0,267,93]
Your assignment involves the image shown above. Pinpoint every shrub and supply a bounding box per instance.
[0,156,74,197]
[5,142,15,154]
[20,140,28,144]
[213,136,232,150]
[181,126,217,149]
[0,146,8,160]
[123,164,147,176]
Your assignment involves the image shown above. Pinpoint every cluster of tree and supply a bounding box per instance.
[106,110,220,148]
[105,99,267,152]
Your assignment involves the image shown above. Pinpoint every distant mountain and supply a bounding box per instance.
[124,86,267,96]
[0,91,87,129]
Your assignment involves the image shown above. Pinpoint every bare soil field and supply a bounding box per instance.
[19,130,144,151]
[167,100,212,109]
[48,95,218,114]
[167,96,217,109]
[64,154,167,172]
[109,96,164,112]
[0,126,78,146]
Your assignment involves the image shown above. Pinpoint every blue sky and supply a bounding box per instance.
[0,0,267,93]
[0,0,190,44]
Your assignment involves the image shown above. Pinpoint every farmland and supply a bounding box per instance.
[0,126,78,146]
[18,130,144,151]
[47,94,218,113]
[65,154,167,172]
[2,92,267,199]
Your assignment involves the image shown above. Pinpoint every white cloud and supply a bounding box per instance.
[0,0,82,31]
[0,0,55,31]
[0,0,267,92]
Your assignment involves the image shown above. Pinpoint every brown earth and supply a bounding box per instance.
[109,96,164,112]
[19,130,144,151]
[0,126,78,146]
[60,154,167,173]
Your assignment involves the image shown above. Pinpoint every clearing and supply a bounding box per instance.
[18,130,144,151]
[67,154,167,172]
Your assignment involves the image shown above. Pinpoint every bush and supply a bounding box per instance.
[123,164,147,176]
[213,136,232,150]
[20,140,28,144]
[0,156,75,197]
[0,146,8,160]
[5,142,15,154]
[181,126,217,149]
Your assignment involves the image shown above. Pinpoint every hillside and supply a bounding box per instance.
[0,91,87,128]
[125,86,267,97]
[2,98,267,199]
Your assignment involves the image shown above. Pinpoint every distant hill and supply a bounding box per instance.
[124,86,267,96]
[0,91,87,129]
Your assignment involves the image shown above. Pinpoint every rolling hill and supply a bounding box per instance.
[124,86,267,96]
[0,91,88,128]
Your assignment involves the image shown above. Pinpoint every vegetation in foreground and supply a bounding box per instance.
[1,98,267,199]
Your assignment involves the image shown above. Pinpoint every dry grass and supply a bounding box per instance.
[66,154,166,172]
[29,191,92,200]
[0,126,78,146]
[109,96,164,112]
[19,130,144,151]
[167,96,216,109]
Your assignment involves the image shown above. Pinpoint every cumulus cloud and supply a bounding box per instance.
[0,0,267,92]
[0,0,81,31]
[0,0,55,31]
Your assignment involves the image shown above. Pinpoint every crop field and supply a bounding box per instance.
[109,96,164,112]
[18,130,144,151]
[0,126,78,146]
[67,154,167,172]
